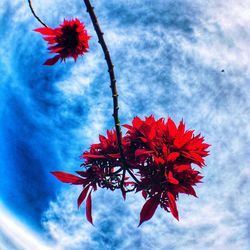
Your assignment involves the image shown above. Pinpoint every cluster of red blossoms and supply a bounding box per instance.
[34,19,90,65]
[52,116,210,225]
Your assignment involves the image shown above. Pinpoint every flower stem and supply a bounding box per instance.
[83,0,135,190]
[27,0,47,27]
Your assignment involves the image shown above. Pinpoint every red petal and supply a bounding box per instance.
[86,192,93,225]
[99,134,106,143]
[138,196,159,226]
[166,117,177,139]
[44,55,61,65]
[153,156,165,165]
[174,164,191,172]
[176,120,185,137]
[167,192,179,220]
[48,46,63,53]
[34,27,55,35]
[162,144,169,158]
[167,152,180,162]
[43,36,55,42]
[122,189,126,200]
[148,126,156,140]
[138,136,148,143]
[168,171,179,184]
[77,186,90,208]
[135,149,154,158]
[84,154,105,159]
[189,151,205,166]
[124,181,136,186]
[122,124,133,130]
[51,172,84,184]
[174,130,193,149]
[107,153,121,158]
[187,185,198,197]
[132,116,143,129]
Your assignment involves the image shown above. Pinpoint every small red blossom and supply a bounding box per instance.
[34,19,90,65]
[51,130,126,224]
[52,115,210,225]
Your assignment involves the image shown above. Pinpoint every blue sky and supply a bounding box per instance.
[0,0,249,249]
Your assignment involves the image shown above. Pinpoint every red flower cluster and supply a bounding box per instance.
[34,19,90,65]
[52,116,209,225]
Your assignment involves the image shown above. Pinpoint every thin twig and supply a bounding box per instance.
[83,0,133,190]
[27,0,48,27]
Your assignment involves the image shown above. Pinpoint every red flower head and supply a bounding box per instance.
[51,130,125,224]
[34,19,90,65]
[123,116,210,225]
[52,116,210,225]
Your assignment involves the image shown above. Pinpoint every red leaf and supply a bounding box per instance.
[167,192,179,220]
[86,192,93,225]
[51,172,84,184]
[77,186,90,209]
[75,171,89,177]
[142,190,147,199]
[34,27,55,35]
[44,55,61,65]
[138,196,159,226]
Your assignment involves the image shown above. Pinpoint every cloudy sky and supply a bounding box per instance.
[0,0,249,249]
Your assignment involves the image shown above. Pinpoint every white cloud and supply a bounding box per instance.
[56,51,104,97]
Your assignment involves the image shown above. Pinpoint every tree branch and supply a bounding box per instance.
[27,0,47,27]
[83,0,132,190]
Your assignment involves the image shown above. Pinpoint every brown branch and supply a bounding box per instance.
[27,0,48,27]
[83,0,134,190]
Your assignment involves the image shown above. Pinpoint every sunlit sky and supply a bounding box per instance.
[0,0,249,249]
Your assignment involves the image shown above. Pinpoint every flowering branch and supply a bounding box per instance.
[27,0,47,27]
[83,0,133,190]
[31,0,210,226]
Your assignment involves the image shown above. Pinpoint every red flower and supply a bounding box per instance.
[51,130,126,224]
[34,19,90,65]
[52,115,210,225]
[123,116,209,225]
